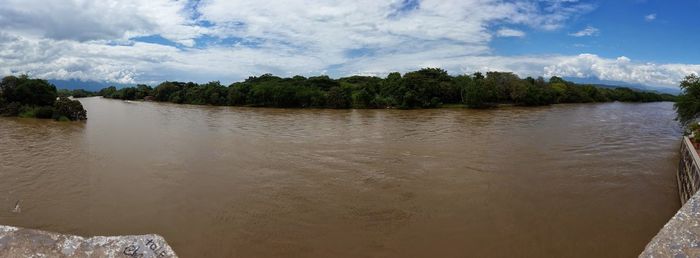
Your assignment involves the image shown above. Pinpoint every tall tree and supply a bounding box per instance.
[675,74,700,126]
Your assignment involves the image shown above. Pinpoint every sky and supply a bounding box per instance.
[0,0,699,89]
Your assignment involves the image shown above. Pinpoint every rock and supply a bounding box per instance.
[0,225,177,257]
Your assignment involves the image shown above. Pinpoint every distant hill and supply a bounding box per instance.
[564,77,680,95]
[49,79,134,92]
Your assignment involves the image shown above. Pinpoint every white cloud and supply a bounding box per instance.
[569,26,599,37]
[645,13,657,21]
[0,0,594,84]
[0,0,695,89]
[544,54,700,87]
[0,0,206,45]
[497,28,526,38]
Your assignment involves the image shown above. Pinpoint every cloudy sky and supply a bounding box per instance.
[0,0,698,88]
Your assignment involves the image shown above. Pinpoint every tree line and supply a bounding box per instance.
[0,75,87,121]
[58,88,97,98]
[98,68,675,109]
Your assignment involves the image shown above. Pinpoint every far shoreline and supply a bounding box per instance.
[85,95,674,111]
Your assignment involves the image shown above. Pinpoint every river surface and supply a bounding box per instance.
[0,97,683,257]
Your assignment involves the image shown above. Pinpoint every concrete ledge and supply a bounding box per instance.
[640,192,700,257]
[0,225,177,257]
[641,137,700,257]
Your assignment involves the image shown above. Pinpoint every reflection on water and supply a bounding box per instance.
[0,97,682,257]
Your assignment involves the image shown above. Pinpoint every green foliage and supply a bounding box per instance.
[57,89,71,98]
[675,75,700,126]
[485,72,521,103]
[518,80,557,106]
[0,102,21,116]
[351,88,373,108]
[687,122,700,138]
[85,68,673,110]
[1,75,57,106]
[0,75,85,121]
[53,97,87,121]
[58,89,95,98]
[18,106,38,118]
[35,106,55,119]
[463,72,491,108]
[98,86,118,98]
[326,86,352,109]
[398,68,452,108]
[16,105,55,119]
[101,84,153,100]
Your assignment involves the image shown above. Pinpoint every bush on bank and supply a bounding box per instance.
[0,75,87,121]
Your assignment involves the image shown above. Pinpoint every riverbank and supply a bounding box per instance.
[98,95,672,111]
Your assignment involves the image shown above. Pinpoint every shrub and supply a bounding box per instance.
[35,106,55,119]
[53,97,87,121]
[18,105,38,118]
[326,86,352,108]
[0,102,21,116]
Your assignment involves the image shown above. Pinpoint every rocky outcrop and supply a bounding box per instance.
[0,225,177,257]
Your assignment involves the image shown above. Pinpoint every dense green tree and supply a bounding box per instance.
[485,72,519,103]
[352,88,373,108]
[0,75,87,120]
[1,75,57,106]
[99,86,118,98]
[380,72,403,101]
[464,72,491,108]
[69,89,95,98]
[54,97,87,121]
[675,75,700,126]
[227,82,249,105]
[326,86,352,108]
[35,106,55,119]
[153,82,183,102]
[519,83,556,106]
[401,68,451,108]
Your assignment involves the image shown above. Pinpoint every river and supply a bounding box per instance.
[0,97,683,257]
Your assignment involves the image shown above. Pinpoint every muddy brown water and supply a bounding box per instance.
[0,97,683,257]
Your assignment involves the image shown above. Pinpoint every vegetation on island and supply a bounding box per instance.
[99,68,676,109]
[0,75,87,121]
[58,88,97,98]
[0,69,677,122]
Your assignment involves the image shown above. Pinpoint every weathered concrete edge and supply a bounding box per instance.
[0,225,177,257]
[640,192,700,257]
[640,137,700,257]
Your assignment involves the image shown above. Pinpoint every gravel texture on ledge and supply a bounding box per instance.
[640,192,700,257]
[0,225,176,257]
